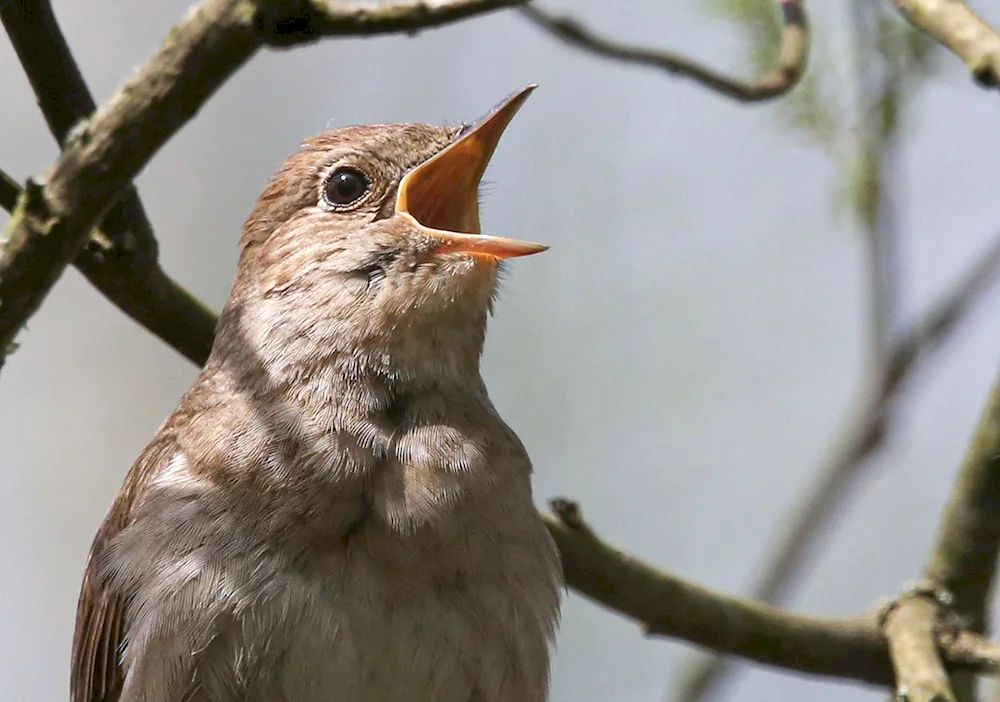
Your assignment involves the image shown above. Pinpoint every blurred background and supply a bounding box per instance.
[4,1,1000,700]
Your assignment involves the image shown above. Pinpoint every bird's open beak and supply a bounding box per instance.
[395,85,548,260]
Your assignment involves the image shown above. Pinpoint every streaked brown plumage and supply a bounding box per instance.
[71,87,561,702]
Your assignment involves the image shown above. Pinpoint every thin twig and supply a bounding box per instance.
[670,398,885,700]
[0,0,525,365]
[257,0,522,44]
[545,499,1000,688]
[673,229,1000,701]
[519,1,809,103]
[0,0,217,365]
[886,0,1000,88]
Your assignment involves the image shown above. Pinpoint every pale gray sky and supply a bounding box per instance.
[4,2,1000,701]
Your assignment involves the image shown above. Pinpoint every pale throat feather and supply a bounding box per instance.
[191,294,508,539]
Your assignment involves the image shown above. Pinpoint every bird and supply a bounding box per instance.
[71,85,562,702]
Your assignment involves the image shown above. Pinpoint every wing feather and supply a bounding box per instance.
[71,430,183,702]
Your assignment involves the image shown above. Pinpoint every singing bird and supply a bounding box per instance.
[72,86,562,702]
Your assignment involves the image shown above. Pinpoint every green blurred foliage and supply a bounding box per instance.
[701,0,941,221]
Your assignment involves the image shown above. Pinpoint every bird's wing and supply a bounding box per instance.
[71,435,177,702]
[71,527,126,702]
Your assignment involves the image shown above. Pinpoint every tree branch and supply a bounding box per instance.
[255,0,523,45]
[519,1,809,103]
[918,360,1000,701]
[0,169,216,361]
[743,227,1000,603]
[870,275,1000,700]
[883,589,957,702]
[673,230,1000,701]
[0,0,525,364]
[923,370,1000,614]
[886,0,1000,88]
[0,0,217,365]
[7,0,1000,695]
[544,498,1000,689]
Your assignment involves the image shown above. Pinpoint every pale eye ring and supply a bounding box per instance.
[323,166,370,209]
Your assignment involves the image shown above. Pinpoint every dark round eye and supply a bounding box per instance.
[323,167,370,208]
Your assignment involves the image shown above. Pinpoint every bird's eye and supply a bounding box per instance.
[323,167,370,208]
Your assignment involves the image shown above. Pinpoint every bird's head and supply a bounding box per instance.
[223,87,545,381]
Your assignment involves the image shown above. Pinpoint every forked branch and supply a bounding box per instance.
[0,0,217,365]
